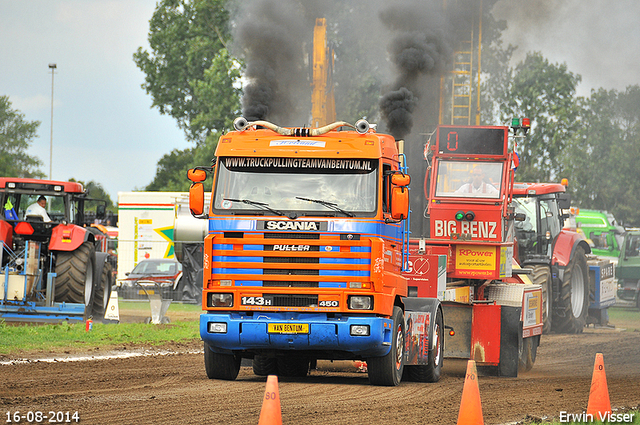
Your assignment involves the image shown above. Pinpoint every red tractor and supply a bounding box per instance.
[0,178,114,322]
[511,182,593,333]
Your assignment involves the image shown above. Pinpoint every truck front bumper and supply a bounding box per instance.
[200,312,393,358]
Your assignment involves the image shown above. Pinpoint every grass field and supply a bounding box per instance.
[0,301,201,357]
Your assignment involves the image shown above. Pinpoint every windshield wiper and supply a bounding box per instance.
[295,196,355,217]
[224,198,285,217]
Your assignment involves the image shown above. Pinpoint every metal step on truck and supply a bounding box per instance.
[1,178,115,323]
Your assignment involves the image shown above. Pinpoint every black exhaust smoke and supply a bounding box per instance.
[232,0,310,124]
[379,1,453,140]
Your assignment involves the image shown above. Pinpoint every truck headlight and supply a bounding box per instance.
[209,293,233,307]
[348,295,373,310]
[208,322,227,333]
[350,325,370,336]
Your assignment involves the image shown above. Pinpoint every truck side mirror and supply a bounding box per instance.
[391,187,409,220]
[189,183,205,216]
[96,204,106,219]
[557,192,571,210]
[391,173,411,187]
[188,168,207,183]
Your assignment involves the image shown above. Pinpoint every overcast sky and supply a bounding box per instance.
[1,0,639,201]
[0,0,184,200]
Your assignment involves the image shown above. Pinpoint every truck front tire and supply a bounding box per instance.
[204,343,241,380]
[367,306,404,386]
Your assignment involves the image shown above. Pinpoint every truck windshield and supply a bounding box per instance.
[625,234,640,257]
[213,157,377,216]
[434,160,503,199]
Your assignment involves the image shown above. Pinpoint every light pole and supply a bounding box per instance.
[48,63,56,180]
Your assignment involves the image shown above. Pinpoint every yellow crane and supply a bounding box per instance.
[311,18,336,128]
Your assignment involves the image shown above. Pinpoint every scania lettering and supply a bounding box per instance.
[265,221,320,231]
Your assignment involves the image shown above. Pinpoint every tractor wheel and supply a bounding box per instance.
[276,356,310,377]
[367,306,404,386]
[518,335,539,373]
[253,355,278,376]
[531,265,552,334]
[405,308,443,382]
[54,241,96,317]
[553,246,589,334]
[204,342,241,380]
[92,261,113,319]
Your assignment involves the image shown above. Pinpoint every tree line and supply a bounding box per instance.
[2,0,639,225]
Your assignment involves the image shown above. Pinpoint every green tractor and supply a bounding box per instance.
[617,230,640,310]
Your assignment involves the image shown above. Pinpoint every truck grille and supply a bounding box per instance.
[210,231,371,289]
[265,294,319,307]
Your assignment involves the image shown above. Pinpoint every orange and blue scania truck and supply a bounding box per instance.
[187,118,542,385]
[187,118,443,386]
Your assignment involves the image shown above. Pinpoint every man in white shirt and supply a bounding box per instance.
[25,195,52,222]
[455,167,498,195]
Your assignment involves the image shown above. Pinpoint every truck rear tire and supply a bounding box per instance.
[92,262,113,319]
[253,355,278,376]
[54,241,96,317]
[405,308,443,382]
[553,246,589,334]
[277,356,310,377]
[204,343,241,380]
[518,335,539,373]
[367,306,404,386]
[531,265,552,334]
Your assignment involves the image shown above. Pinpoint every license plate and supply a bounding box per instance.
[138,289,154,295]
[267,323,309,334]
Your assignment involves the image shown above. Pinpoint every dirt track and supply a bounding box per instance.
[1,309,639,425]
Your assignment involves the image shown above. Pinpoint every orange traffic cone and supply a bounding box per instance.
[457,360,484,425]
[586,353,611,417]
[258,375,282,425]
